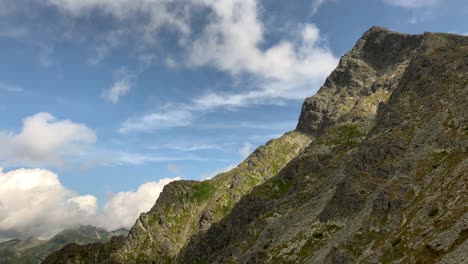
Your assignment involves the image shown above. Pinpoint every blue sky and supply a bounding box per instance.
[0,0,467,239]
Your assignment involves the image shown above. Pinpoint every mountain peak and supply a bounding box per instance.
[42,28,468,264]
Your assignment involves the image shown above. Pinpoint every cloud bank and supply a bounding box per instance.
[0,168,96,239]
[0,167,179,240]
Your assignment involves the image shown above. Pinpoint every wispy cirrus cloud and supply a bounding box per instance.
[112,152,207,166]
[382,0,440,8]
[119,109,193,133]
[0,0,337,128]
[311,0,327,14]
[101,68,135,104]
[0,83,23,93]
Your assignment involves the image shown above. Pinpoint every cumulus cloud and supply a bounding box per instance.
[98,177,180,230]
[0,167,179,240]
[382,0,440,8]
[188,2,336,89]
[0,113,96,166]
[0,168,97,239]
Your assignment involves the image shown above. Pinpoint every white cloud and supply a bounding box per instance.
[188,3,336,84]
[311,0,327,14]
[199,121,297,130]
[0,168,97,239]
[119,109,193,133]
[112,151,205,165]
[45,0,191,47]
[97,177,180,231]
[0,82,23,92]
[102,68,135,104]
[382,0,439,8]
[102,80,131,104]
[161,143,223,152]
[239,142,254,159]
[4,1,337,126]
[2,0,337,132]
[0,113,96,166]
[115,1,337,132]
[0,167,180,239]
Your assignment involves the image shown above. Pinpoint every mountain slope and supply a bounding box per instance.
[112,131,311,263]
[0,226,127,264]
[43,27,468,264]
[176,27,468,263]
[43,131,311,264]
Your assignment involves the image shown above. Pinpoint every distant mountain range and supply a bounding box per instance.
[0,225,128,264]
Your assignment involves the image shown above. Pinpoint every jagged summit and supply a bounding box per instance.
[43,28,468,264]
[296,26,419,136]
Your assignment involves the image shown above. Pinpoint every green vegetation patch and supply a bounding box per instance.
[192,181,217,203]
[382,237,406,264]
[316,124,366,147]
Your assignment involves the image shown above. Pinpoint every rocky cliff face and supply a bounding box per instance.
[111,131,311,263]
[43,27,468,264]
[176,27,468,263]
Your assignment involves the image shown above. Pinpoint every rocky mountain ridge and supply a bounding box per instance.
[43,26,467,264]
[0,226,128,264]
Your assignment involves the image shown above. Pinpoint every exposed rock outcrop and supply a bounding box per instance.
[176,27,468,264]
